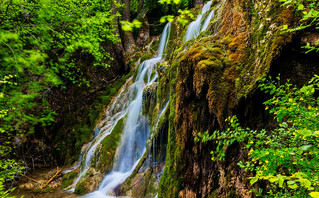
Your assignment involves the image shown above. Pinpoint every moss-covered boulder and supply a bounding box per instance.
[94,116,126,173]
[121,167,159,197]
[143,82,158,117]
[74,168,103,195]
[62,170,78,189]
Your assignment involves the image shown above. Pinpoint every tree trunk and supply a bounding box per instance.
[194,0,203,6]
[136,14,149,47]
[111,0,128,73]
[122,0,135,53]
[111,0,121,35]
[137,0,144,13]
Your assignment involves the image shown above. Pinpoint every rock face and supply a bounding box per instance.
[143,82,158,117]
[155,0,317,197]
[121,167,159,197]
[74,168,104,194]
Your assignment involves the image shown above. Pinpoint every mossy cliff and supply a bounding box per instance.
[158,0,299,197]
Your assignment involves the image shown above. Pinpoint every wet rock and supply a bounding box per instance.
[74,168,103,195]
[62,169,78,189]
[142,82,158,116]
[301,32,319,47]
[81,143,90,153]
[121,167,158,198]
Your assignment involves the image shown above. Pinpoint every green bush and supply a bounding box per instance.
[280,0,319,53]
[197,75,319,197]
[0,0,118,195]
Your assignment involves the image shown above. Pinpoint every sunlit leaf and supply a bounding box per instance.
[250,177,258,185]
[160,17,166,23]
[310,192,319,198]
[298,4,304,10]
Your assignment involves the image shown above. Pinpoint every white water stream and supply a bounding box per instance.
[184,0,215,41]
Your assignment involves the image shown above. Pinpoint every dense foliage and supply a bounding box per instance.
[197,75,319,197]
[0,0,118,194]
[280,0,319,52]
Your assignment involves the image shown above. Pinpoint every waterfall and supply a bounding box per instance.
[69,23,172,198]
[200,3,220,32]
[184,0,213,41]
[67,0,218,196]
[67,78,132,192]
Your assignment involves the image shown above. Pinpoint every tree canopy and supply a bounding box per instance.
[0,0,119,194]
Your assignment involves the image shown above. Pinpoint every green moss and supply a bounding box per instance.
[158,59,180,198]
[157,0,296,197]
[121,167,159,197]
[100,74,131,106]
[74,179,87,195]
[96,116,125,173]
[142,83,158,117]
[145,173,158,197]
[157,62,170,106]
[151,42,159,53]
[33,189,41,193]
[62,170,78,189]
[132,67,139,82]
[140,53,152,63]
[43,187,53,192]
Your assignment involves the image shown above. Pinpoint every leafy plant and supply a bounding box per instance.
[0,0,119,195]
[197,75,319,197]
[279,0,319,53]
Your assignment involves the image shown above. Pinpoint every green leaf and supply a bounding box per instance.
[297,4,304,10]
[287,180,295,185]
[278,178,284,187]
[250,177,258,185]
[300,179,312,189]
[132,20,142,28]
[288,183,299,189]
[300,145,312,151]
[237,161,245,168]
[310,192,319,198]
[282,24,288,30]
[167,15,174,22]
[160,17,166,23]
[269,177,278,183]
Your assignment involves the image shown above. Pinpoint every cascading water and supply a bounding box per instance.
[200,3,220,33]
[69,87,129,192]
[68,1,219,196]
[184,0,214,41]
[69,23,172,198]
